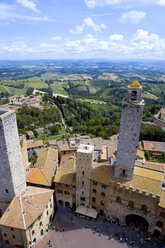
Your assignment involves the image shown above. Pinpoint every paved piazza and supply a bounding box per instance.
[33,207,164,248]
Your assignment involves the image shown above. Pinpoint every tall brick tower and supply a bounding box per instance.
[114,80,144,180]
[0,110,26,216]
[76,144,94,207]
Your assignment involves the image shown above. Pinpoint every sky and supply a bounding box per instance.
[0,0,165,60]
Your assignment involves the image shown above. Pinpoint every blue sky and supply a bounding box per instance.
[0,0,165,59]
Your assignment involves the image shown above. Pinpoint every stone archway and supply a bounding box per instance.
[125,214,149,232]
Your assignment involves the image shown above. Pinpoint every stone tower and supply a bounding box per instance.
[76,144,94,207]
[114,80,144,180]
[0,110,26,216]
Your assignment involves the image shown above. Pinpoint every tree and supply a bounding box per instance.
[26,87,34,96]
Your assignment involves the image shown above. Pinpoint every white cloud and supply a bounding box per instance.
[0,3,50,22]
[133,29,159,41]
[1,30,165,59]
[109,34,123,41]
[0,41,33,54]
[16,0,39,13]
[69,17,106,34]
[120,10,146,24]
[51,36,62,41]
[84,0,165,8]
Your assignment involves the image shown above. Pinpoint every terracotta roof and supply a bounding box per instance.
[59,154,76,170]
[27,140,43,149]
[26,148,58,186]
[54,154,76,185]
[136,160,165,173]
[55,168,76,185]
[26,168,52,186]
[80,137,117,158]
[140,140,165,153]
[91,164,163,197]
[0,187,54,230]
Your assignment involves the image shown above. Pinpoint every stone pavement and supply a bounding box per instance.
[33,206,164,248]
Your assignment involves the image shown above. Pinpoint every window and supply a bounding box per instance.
[80,197,85,201]
[5,240,9,245]
[101,201,104,206]
[5,189,8,193]
[11,228,14,231]
[12,235,15,239]
[93,181,97,186]
[82,181,84,187]
[116,196,121,204]
[47,211,49,215]
[4,233,7,237]
[50,203,52,208]
[33,238,36,243]
[131,90,137,100]
[82,171,84,176]
[101,192,105,197]
[102,184,106,189]
[92,197,96,202]
[92,189,97,194]
[32,230,35,235]
[73,185,76,188]
[122,170,125,175]
[39,221,42,226]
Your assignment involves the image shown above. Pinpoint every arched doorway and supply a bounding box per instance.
[125,214,149,232]
[153,229,161,238]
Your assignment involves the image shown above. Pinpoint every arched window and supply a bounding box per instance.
[156,221,163,228]
[131,91,137,100]
[116,196,121,204]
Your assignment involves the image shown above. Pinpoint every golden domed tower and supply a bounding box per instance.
[114,81,144,180]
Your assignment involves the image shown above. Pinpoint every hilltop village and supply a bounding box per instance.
[0,81,165,248]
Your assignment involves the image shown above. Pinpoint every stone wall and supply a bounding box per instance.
[0,111,26,214]
[115,101,144,180]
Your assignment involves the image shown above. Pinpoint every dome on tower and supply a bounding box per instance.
[128,80,142,88]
